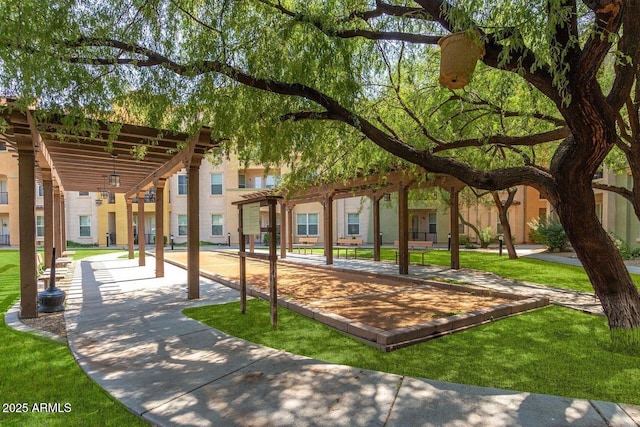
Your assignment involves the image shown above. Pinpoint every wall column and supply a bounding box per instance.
[17,145,38,318]
[450,187,461,269]
[138,191,146,266]
[372,193,382,262]
[42,170,54,269]
[127,198,134,259]
[398,182,409,275]
[60,195,67,252]
[187,156,203,299]
[280,201,286,259]
[155,179,166,278]
[287,205,293,252]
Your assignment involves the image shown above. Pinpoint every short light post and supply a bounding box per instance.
[227,232,231,247]
[105,232,110,247]
[170,234,174,250]
[499,233,504,257]
[447,232,451,251]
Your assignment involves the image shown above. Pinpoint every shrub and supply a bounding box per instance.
[479,227,493,248]
[608,232,633,260]
[528,217,568,252]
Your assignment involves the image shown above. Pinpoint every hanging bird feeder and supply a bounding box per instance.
[438,32,485,89]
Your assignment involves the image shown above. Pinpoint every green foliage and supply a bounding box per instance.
[478,226,493,248]
[185,301,640,405]
[528,217,568,252]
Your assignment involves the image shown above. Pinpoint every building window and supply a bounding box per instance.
[296,213,318,236]
[79,216,91,237]
[178,215,187,236]
[347,213,360,235]
[428,212,437,234]
[37,184,44,197]
[0,180,7,205]
[79,191,90,197]
[238,174,246,189]
[178,175,187,195]
[265,175,280,189]
[210,174,223,195]
[0,141,6,151]
[36,216,45,238]
[211,214,223,236]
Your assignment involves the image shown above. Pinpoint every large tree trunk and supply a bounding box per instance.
[556,181,640,330]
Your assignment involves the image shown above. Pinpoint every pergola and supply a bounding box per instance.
[1,103,218,318]
[240,169,466,274]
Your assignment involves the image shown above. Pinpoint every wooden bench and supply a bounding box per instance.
[335,238,364,259]
[393,240,434,265]
[55,257,73,268]
[292,237,319,254]
[61,250,76,257]
[39,268,68,290]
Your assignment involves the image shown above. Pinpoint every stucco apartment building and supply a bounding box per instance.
[3,136,559,249]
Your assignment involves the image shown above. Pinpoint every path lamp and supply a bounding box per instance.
[227,232,231,247]
[170,234,174,250]
[447,233,451,251]
[499,233,504,257]
[106,232,110,247]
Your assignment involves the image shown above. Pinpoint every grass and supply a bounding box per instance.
[309,248,640,293]
[0,250,149,427]
[185,299,640,405]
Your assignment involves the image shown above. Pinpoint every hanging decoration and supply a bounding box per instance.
[438,31,485,89]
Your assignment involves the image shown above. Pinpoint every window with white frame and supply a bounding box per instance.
[296,213,318,236]
[36,216,45,238]
[347,213,360,235]
[210,174,223,195]
[211,214,223,236]
[78,191,90,197]
[178,215,188,236]
[265,175,280,188]
[177,175,187,195]
[428,212,437,234]
[37,184,44,197]
[79,216,91,237]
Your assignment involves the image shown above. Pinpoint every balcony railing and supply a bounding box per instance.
[0,192,7,205]
[0,234,9,246]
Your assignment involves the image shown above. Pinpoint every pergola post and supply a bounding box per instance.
[268,199,278,328]
[371,192,382,262]
[287,204,293,253]
[398,182,409,275]
[238,205,246,313]
[324,193,333,265]
[280,201,286,259]
[155,179,166,278]
[137,190,146,266]
[42,169,54,269]
[53,186,62,256]
[127,198,134,259]
[60,195,67,253]
[187,155,203,299]
[17,143,38,318]
[450,187,461,269]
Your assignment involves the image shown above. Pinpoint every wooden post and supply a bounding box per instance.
[60,195,67,252]
[280,201,286,259]
[127,198,134,259]
[137,190,146,266]
[42,170,54,269]
[450,187,461,269]
[398,182,409,275]
[287,204,293,253]
[372,193,381,262]
[187,156,202,299]
[155,179,166,278]
[53,186,62,256]
[17,144,38,318]
[324,194,333,265]
[269,199,278,328]
[239,205,246,314]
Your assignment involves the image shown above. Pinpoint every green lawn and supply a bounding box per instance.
[0,250,148,427]
[185,299,640,405]
[316,248,640,293]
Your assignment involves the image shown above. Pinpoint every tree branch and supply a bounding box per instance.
[592,182,634,203]
[431,127,570,153]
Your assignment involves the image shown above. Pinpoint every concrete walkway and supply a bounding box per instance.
[61,252,640,426]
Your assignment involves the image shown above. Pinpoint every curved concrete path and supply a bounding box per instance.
[62,252,639,426]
